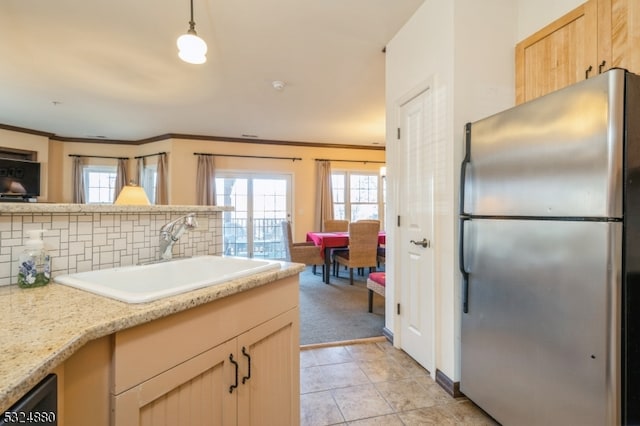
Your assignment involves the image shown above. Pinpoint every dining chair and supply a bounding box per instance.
[376,246,386,268]
[332,221,380,285]
[281,221,324,275]
[323,219,349,232]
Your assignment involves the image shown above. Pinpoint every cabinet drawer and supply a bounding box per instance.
[112,276,298,394]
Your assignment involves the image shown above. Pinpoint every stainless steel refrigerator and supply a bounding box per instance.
[459,68,640,425]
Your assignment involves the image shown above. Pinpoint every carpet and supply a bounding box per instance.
[298,265,385,345]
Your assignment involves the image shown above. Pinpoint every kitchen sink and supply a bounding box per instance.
[54,255,281,303]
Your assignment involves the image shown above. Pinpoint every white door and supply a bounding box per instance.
[397,87,435,374]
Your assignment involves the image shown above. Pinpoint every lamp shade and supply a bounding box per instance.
[114,185,151,205]
[177,32,207,64]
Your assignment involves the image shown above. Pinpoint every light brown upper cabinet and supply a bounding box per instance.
[516,0,640,104]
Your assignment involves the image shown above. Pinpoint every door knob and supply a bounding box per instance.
[410,238,430,248]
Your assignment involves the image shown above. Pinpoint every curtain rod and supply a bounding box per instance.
[69,154,129,160]
[194,152,302,162]
[134,152,166,159]
[315,158,385,164]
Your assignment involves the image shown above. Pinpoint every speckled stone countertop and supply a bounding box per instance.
[0,261,304,413]
[0,203,233,214]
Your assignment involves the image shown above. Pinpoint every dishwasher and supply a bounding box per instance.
[1,374,57,425]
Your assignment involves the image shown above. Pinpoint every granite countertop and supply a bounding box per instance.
[0,261,304,413]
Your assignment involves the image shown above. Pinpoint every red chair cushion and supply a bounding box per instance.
[368,272,386,287]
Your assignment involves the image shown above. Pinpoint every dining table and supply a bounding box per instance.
[306,231,386,284]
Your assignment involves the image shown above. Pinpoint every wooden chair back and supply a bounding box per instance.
[324,219,349,232]
[281,221,294,261]
[346,221,380,268]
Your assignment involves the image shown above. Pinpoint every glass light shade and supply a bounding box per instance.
[379,166,387,178]
[114,185,151,205]
[177,32,207,64]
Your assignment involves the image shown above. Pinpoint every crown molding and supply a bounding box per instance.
[1,124,385,151]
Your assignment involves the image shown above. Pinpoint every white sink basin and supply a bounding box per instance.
[54,256,281,303]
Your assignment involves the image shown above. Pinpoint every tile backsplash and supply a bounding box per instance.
[0,210,223,286]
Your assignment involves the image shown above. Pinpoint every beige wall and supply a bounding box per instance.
[4,129,384,243]
[516,0,585,41]
[167,139,384,241]
[386,0,516,383]
[50,141,139,203]
[0,129,50,201]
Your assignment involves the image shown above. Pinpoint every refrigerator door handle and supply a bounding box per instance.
[459,216,470,314]
[459,122,472,216]
[459,122,471,314]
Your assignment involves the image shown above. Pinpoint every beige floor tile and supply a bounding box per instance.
[301,365,331,394]
[357,356,413,383]
[345,343,387,361]
[300,391,345,426]
[302,362,371,394]
[331,384,394,421]
[301,349,319,368]
[347,413,404,425]
[445,400,499,425]
[380,346,431,376]
[411,375,458,405]
[300,341,496,425]
[321,362,371,389]
[397,406,459,425]
[310,345,354,365]
[375,378,441,412]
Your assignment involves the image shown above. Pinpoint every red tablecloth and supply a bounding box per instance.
[306,231,386,258]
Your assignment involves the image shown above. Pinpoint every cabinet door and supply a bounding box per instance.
[516,0,598,104]
[598,0,640,73]
[237,308,300,426]
[113,339,237,426]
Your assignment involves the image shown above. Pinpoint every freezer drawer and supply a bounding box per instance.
[461,69,626,219]
[460,218,621,426]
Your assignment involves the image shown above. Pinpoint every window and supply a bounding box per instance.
[142,164,157,204]
[332,171,385,225]
[83,166,117,204]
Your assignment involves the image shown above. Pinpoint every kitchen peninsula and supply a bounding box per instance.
[1,261,303,424]
[0,203,303,424]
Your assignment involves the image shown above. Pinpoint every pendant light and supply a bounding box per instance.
[177,0,207,64]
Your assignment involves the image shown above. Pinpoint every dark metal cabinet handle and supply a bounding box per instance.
[229,353,239,393]
[242,347,251,384]
[585,65,593,79]
[599,60,607,74]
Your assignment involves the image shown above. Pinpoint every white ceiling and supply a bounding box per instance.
[0,0,424,147]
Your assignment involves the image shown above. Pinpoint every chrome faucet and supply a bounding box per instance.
[159,213,198,260]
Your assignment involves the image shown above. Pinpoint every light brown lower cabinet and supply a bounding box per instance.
[57,275,300,426]
[113,309,299,426]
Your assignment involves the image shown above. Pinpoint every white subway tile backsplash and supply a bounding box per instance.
[69,242,84,256]
[93,233,107,246]
[0,210,223,286]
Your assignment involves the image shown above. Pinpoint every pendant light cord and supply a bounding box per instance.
[188,0,196,32]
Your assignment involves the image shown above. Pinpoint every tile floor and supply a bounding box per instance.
[300,339,498,425]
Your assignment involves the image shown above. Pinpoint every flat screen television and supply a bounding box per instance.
[0,158,41,199]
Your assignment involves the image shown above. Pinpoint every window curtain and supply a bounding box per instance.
[316,160,334,231]
[72,156,85,204]
[113,158,129,201]
[155,153,168,205]
[196,155,216,205]
[136,157,145,186]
